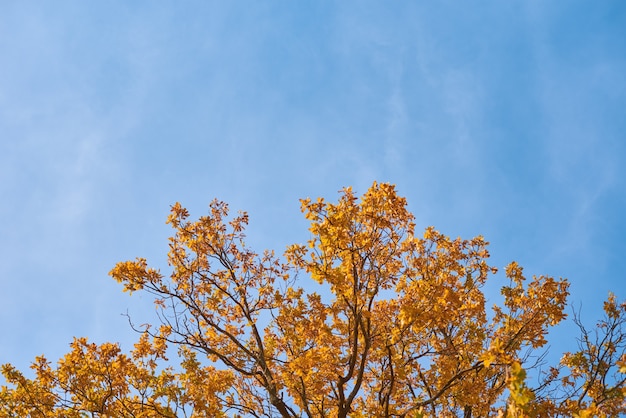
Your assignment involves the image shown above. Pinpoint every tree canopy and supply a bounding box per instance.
[2,182,626,417]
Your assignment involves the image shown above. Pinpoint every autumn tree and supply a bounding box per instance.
[2,182,626,417]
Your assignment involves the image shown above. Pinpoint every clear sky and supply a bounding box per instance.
[1,2,625,375]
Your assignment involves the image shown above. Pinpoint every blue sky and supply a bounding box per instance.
[1,2,625,375]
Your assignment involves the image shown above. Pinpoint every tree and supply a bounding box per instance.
[2,182,626,417]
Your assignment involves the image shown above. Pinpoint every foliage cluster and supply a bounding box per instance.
[2,183,625,417]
